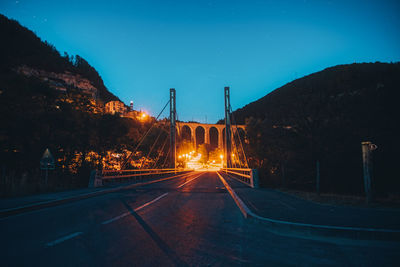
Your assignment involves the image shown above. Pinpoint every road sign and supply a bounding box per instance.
[40,148,55,170]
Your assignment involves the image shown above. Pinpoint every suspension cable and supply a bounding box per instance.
[232,128,241,168]
[230,106,249,168]
[162,147,171,168]
[139,129,165,169]
[121,100,170,169]
[151,135,169,168]
[231,127,242,168]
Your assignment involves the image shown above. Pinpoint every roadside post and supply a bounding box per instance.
[250,169,259,188]
[361,141,377,204]
[40,148,55,188]
[316,160,320,195]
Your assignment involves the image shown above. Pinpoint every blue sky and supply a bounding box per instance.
[1,0,399,122]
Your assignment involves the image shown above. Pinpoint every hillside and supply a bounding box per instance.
[234,62,400,196]
[0,14,119,104]
[0,14,157,197]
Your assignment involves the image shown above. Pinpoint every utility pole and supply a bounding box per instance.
[170,88,176,169]
[224,86,232,168]
[316,160,320,195]
[361,141,377,204]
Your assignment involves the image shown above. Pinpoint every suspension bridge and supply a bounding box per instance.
[92,86,259,188]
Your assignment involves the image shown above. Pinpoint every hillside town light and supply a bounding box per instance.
[137,111,148,121]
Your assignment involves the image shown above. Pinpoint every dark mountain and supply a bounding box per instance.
[233,62,400,196]
[0,13,119,103]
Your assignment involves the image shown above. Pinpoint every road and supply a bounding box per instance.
[0,172,399,266]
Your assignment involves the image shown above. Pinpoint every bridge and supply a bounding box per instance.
[91,86,257,188]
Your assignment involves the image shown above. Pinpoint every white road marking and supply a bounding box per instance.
[101,192,169,225]
[134,192,169,212]
[101,211,131,225]
[177,173,203,188]
[46,232,83,247]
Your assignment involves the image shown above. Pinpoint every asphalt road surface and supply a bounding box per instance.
[1,172,399,266]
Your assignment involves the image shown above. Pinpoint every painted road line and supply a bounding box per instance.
[46,232,83,247]
[177,172,204,188]
[216,171,250,218]
[102,192,169,225]
[134,192,169,212]
[101,211,131,225]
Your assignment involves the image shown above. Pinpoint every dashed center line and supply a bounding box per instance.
[101,192,169,225]
[46,232,83,247]
[177,173,203,188]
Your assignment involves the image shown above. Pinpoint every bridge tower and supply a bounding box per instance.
[224,86,232,168]
[170,88,176,169]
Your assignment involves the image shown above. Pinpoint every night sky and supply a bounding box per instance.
[1,0,399,122]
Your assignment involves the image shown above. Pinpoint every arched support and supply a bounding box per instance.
[204,126,210,145]
[176,122,245,153]
[191,126,196,149]
[218,128,223,149]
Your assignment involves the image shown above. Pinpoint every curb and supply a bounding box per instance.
[216,172,400,242]
[0,171,195,219]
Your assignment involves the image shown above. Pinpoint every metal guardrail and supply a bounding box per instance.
[221,168,259,188]
[101,168,187,179]
[89,168,193,187]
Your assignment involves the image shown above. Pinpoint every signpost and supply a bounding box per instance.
[361,141,377,204]
[40,148,55,187]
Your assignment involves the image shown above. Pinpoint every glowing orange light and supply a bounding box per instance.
[138,111,149,121]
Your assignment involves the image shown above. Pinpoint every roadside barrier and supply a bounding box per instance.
[89,168,193,187]
[221,168,259,188]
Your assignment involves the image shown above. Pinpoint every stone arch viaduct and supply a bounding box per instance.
[176,122,246,150]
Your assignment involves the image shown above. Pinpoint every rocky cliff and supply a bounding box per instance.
[0,13,119,105]
[17,65,98,97]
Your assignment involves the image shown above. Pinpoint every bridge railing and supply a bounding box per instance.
[89,168,193,187]
[221,168,259,188]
